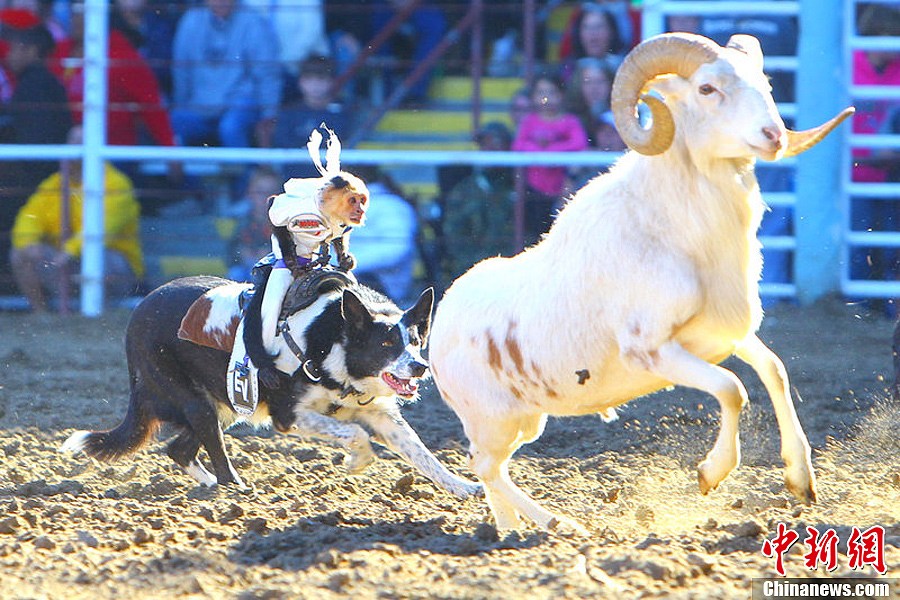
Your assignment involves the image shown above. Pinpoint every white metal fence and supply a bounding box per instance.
[841,0,900,301]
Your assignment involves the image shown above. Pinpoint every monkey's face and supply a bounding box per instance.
[320,174,369,227]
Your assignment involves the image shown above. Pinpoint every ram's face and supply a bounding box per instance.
[614,33,851,161]
[683,52,786,161]
[649,57,785,162]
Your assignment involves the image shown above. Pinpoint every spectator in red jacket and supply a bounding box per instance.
[49,2,181,213]
[49,2,175,149]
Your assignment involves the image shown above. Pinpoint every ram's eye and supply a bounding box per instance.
[382,338,395,348]
[699,83,716,96]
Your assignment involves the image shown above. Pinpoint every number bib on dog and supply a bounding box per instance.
[227,356,258,415]
[226,320,259,415]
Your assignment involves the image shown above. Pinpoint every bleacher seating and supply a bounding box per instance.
[140,215,236,289]
[356,75,524,201]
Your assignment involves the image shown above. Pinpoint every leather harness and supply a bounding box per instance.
[269,265,372,404]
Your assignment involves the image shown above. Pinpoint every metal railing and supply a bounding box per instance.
[840,0,900,300]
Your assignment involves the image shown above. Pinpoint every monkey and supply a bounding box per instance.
[241,172,370,389]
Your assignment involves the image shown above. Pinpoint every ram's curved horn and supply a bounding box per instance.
[783,107,855,157]
[611,33,721,155]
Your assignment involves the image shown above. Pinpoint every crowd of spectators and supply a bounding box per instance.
[0,1,895,311]
[0,0,447,302]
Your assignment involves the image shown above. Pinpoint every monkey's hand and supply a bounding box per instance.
[338,252,356,272]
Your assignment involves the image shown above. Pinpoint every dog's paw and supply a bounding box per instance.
[345,434,375,474]
[258,366,281,389]
[546,515,590,538]
[447,479,484,500]
[345,448,374,474]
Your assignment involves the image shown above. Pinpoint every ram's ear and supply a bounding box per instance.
[341,289,372,332]
[403,287,434,348]
[726,34,764,70]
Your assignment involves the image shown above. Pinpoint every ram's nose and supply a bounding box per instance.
[762,125,784,152]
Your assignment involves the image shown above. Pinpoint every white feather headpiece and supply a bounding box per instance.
[306,123,342,177]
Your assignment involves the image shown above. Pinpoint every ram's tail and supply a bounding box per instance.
[60,400,158,462]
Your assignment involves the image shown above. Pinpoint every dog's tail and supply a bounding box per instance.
[60,401,158,462]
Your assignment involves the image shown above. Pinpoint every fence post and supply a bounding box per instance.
[81,0,109,316]
[794,0,847,304]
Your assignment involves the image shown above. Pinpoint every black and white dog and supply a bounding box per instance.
[61,275,480,498]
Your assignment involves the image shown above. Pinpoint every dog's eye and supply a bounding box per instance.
[382,339,395,347]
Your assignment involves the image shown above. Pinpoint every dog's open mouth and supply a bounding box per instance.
[382,372,419,398]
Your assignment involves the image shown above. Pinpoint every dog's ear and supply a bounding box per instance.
[341,289,372,331]
[403,287,434,348]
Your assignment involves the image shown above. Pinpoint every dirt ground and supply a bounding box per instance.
[0,295,898,599]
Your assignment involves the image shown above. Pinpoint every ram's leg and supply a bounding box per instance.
[359,410,482,499]
[468,412,585,533]
[650,341,747,494]
[736,335,817,503]
[289,409,375,473]
[466,414,532,530]
[469,444,522,530]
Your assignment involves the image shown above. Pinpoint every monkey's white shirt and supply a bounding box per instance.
[268,177,348,258]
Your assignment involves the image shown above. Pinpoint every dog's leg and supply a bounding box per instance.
[288,408,375,473]
[358,410,482,499]
[179,400,245,488]
[166,428,217,487]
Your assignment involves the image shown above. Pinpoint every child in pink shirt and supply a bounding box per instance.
[512,73,589,241]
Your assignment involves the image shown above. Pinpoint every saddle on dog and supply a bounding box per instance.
[279,267,355,318]
[178,267,356,415]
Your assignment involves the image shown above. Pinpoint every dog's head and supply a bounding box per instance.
[336,287,434,401]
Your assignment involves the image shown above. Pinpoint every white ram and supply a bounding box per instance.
[428,32,853,532]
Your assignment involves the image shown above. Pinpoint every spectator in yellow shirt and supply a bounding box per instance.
[10,126,144,312]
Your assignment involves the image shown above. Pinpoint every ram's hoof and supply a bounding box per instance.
[785,469,817,505]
